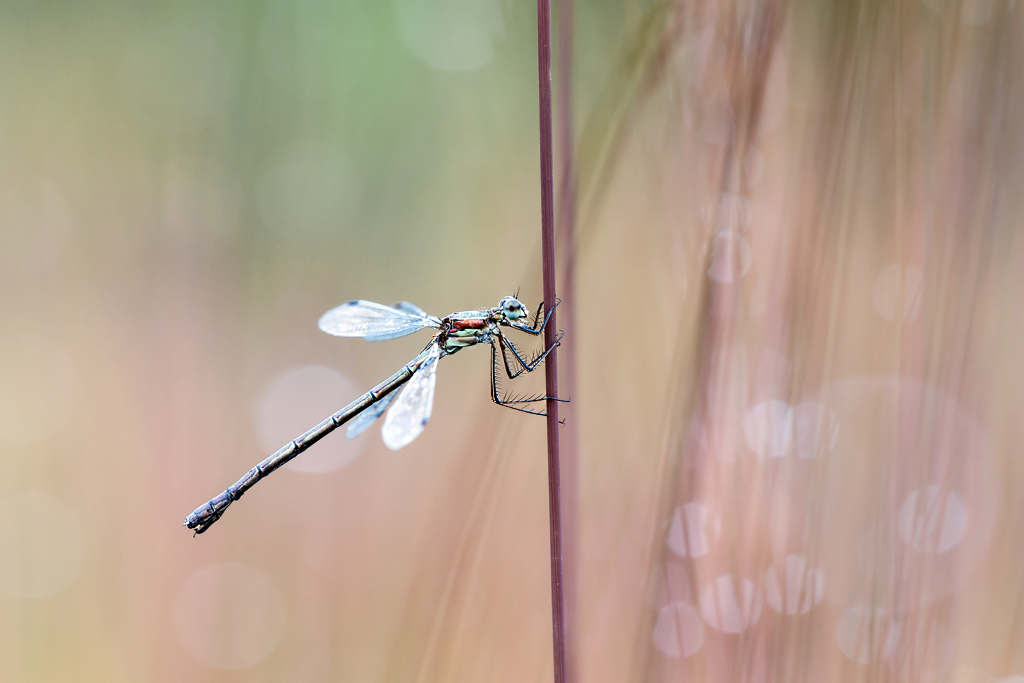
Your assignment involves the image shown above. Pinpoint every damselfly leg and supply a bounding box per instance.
[506,298,559,336]
[489,330,566,417]
[492,297,562,379]
[497,330,563,379]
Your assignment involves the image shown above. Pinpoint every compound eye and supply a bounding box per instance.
[500,297,524,318]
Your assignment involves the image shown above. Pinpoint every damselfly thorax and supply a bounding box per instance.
[439,311,501,351]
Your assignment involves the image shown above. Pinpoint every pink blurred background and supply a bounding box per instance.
[0,0,1022,682]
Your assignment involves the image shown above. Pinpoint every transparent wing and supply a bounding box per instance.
[381,344,441,450]
[317,300,440,341]
[346,389,400,439]
[392,301,428,318]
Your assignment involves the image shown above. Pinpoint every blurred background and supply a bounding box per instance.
[1,0,1023,681]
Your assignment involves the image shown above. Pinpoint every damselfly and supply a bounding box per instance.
[185,295,562,534]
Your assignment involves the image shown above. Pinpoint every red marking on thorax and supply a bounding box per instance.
[451,318,487,331]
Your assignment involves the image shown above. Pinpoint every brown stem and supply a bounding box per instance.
[535,2,565,683]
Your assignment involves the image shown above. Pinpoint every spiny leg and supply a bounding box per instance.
[490,343,548,416]
[497,335,523,379]
[507,298,559,336]
[498,330,563,380]
[490,341,566,416]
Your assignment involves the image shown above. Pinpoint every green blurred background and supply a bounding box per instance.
[3,0,1024,682]
[0,0,630,680]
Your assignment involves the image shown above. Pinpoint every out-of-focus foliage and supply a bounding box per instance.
[1,0,1023,682]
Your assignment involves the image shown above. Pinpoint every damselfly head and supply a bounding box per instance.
[498,296,528,321]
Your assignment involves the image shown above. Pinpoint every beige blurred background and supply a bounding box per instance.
[1,0,1023,682]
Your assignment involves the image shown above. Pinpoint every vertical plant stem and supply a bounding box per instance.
[535,2,565,683]
[555,0,576,681]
